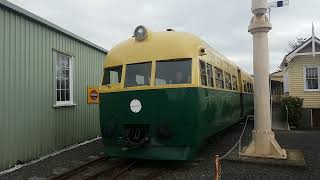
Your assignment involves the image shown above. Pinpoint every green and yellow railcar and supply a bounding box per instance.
[99,26,254,160]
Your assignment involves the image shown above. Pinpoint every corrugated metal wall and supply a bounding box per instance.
[0,5,106,171]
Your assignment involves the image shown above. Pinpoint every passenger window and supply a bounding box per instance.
[207,63,214,87]
[243,81,247,92]
[102,66,122,85]
[200,60,207,86]
[232,75,238,91]
[215,67,224,88]
[155,59,192,85]
[247,82,251,93]
[125,62,151,87]
[225,72,232,90]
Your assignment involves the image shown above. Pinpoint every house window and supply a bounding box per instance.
[200,60,207,86]
[56,53,73,105]
[305,66,319,90]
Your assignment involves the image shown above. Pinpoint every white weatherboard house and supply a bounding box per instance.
[281,27,320,128]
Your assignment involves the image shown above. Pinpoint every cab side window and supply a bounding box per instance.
[102,66,122,85]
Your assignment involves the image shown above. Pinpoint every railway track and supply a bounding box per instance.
[48,156,166,180]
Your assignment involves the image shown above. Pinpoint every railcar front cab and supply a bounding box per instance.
[99,26,252,159]
[99,26,205,157]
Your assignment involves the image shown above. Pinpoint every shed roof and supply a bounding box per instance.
[0,0,108,54]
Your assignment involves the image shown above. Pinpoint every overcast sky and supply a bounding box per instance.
[7,0,320,73]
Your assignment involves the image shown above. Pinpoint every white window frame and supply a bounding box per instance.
[53,51,75,107]
[303,65,320,92]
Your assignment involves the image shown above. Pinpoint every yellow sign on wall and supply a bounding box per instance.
[87,86,99,104]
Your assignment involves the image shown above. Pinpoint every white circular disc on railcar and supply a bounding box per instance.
[130,99,142,113]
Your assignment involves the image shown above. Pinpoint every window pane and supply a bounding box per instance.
[56,52,72,103]
[61,90,66,101]
[57,90,61,101]
[243,81,247,92]
[215,67,224,88]
[56,79,61,90]
[61,79,66,89]
[66,90,70,101]
[232,75,237,90]
[306,67,318,79]
[306,67,319,90]
[199,60,207,86]
[56,69,62,78]
[65,69,69,78]
[125,62,152,87]
[66,79,70,90]
[155,59,192,85]
[60,54,69,67]
[102,66,122,85]
[208,78,214,87]
[307,79,318,89]
[207,64,213,77]
[225,72,232,90]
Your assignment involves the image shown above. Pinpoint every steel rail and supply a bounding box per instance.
[49,156,109,180]
[109,161,137,180]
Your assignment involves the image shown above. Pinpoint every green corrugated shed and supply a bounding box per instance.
[0,0,107,171]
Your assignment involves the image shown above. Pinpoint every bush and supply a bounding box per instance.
[281,96,304,127]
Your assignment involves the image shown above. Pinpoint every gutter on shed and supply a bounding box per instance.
[0,0,108,54]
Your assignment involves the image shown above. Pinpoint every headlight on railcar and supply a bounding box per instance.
[134,25,148,41]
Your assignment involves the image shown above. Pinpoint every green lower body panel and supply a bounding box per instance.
[99,87,253,160]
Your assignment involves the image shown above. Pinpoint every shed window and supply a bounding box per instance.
[305,67,319,90]
[200,60,207,86]
[207,64,214,87]
[125,62,152,87]
[102,66,122,85]
[56,53,73,105]
[225,72,232,90]
[215,67,224,88]
[232,75,238,91]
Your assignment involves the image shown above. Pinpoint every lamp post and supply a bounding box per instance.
[240,0,287,159]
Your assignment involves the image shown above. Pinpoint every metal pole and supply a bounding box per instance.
[240,0,287,159]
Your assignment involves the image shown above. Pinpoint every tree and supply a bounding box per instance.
[286,37,307,53]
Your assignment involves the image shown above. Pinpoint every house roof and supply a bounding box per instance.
[281,35,320,67]
[0,0,108,54]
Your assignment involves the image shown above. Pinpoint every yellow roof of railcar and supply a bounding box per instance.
[104,31,202,67]
[104,30,253,82]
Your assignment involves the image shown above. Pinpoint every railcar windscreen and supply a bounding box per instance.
[155,59,192,85]
[102,66,122,85]
[125,62,152,87]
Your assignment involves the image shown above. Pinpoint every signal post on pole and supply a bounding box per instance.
[240,0,287,159]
